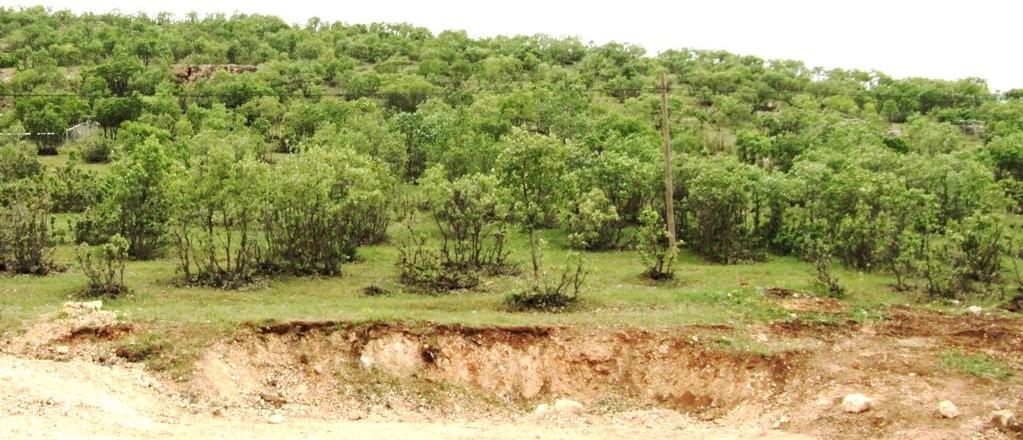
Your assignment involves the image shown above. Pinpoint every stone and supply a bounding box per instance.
[267,414,284,424]
[53,345,70,355]
[938,400,958,418]
[991,410,1015,430]
[533,403,551,415]
[553,399,584,416]
[966,306,983,316]
[841,394,872,413]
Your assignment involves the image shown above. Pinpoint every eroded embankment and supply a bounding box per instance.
[188,321,797,420]
[7,303,1023,439]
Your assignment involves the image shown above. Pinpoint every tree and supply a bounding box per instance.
[495,129,568,281]
[85,136,177,259]
[169,130,269,287]
[94,96,142,137]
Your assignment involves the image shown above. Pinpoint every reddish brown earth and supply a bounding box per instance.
[2,305,1021,439]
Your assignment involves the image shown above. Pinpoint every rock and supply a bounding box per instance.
[53,345,70,355]
[966,306,983,316]
[260,391,287,406]
[534,403,551,415]
[841,394,873,413]
[553,399,584,416]
[991,410,1015,430]
[267,414,284,424]
[938,400,958,418]
[61,301,102,317]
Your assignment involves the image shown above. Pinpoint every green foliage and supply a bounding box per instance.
[82,136,176,259]
[47,161,100,213]
[805,236,845,298]
[396,217,481,292]
[505,252,586,312]
[74,134,113,163]
[0,141,43,181]
[496,129,569,282]
[941,350,1014,380]
[420,166,514,274]
[261,147,389,275]
[0,7,1020,309]
[0,179,54,274]
[677,155,776,263]
[75,234,129,296]
[905,116,962,155]
[169,131,269,288]
[563,188,621,251]
[636,208,678,280]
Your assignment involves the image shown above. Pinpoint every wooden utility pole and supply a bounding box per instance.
[660,73,676,248]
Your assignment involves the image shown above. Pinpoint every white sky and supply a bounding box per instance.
[10,0,1022,91]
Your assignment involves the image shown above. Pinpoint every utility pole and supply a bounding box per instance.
[660,73,676,248]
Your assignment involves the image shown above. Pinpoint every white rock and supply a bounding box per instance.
[553,398,584,415]
[966,306,983,316]
[533,403,551,415]
[841,394,873,413]
[53,345,70,355]
[267,414,284,424]
[991,410,1015,429]
[938,400,959,418]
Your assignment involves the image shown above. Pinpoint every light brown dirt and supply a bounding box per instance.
[0,354,805,439]
[3,306,1022,439]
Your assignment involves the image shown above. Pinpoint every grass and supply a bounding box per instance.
[0,151,997,337]
[940,349,1015,380]
[1,219,913,334]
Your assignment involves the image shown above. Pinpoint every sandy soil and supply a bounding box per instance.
[2,302,1021,439]
[0,355,806,439]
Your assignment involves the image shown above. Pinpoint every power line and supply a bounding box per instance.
[0,85,687,99]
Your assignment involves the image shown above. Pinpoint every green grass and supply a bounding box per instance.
[940,349,1015,380]
[0,218,915,334]
[0,152,993,336]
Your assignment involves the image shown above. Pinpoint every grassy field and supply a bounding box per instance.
[0,148,1006,336]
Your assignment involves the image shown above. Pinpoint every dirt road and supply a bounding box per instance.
[0,355,807,439]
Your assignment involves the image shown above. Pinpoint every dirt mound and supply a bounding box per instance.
[6,301,130,356]
[185,322,794,422]
[173,64,258,82]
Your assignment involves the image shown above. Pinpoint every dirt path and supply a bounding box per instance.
[0,355,807,439]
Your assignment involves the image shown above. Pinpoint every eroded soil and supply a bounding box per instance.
[2,305,1021,439]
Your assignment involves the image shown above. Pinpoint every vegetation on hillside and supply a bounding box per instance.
[1,7,1023,313]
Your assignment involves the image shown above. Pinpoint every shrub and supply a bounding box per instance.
[261,147,389,275]
[169,132,268,288]
[0,179,54,274]
[807,237,845,298]
[677,155,772,263]
[916,213,1007,298]
[505,252,585,312]
[76,234,129,296]
[563,188,622,251]
[420,167,513,274]
[0,141,43,182]
[47,162,100,213]
[564,133,659,250]
[636,208,678,280]
[396,218,480,291]
[83,136,176,259]
[75,134,113,163]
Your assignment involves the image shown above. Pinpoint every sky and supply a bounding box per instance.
[9,0,1023,91]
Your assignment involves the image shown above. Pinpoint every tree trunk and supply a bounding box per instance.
[528,228,540,285]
